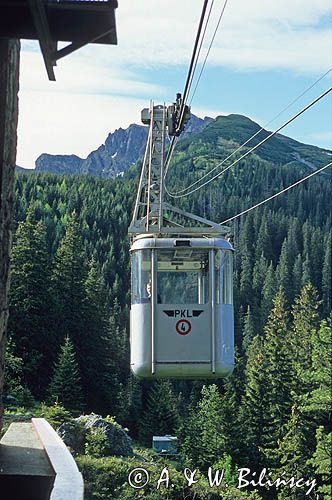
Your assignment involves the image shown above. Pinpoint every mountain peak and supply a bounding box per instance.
[33,114,212,177]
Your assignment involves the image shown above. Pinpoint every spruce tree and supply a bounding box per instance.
[292,254,302,299]
[139,380,179,445]
[240,251,253,309]
[108,298,129,385]
[219,350,246,464]
[276,239,292,303]
[51,214,88,390]
[82,262,118,413]
[310,228,324,289]
[181,384,225,470]
[291,283,320,384]
[286,218,301,265]
[262,290,293,458]
[51,214,87,338]
[271,406,315,500]
[243,335,270,466]
[302,317,332,496]
[261,262,277,326]
[254,214,272,262]
[301,253,312,288]
[301,316,331,427]
[309,427,332,497]
[116,374,143,437]
[49,336,84,415]
[252,253,269,331]
[242,306,256,352]
[9,213,53,396]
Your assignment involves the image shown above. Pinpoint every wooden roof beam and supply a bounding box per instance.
[27,0,56,80]
[55,26,116,61]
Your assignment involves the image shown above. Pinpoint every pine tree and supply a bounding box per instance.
[48,336,84,415]
[51,214,88,385]
[108,298,129,385]
[309,427,332,497]
[291,283,320,384]
[3,339,34,407]
[240,251,253,309]
[292,254,302,300]
[181,384,225,470]
[261,262,277,326]
[243,335,270,466]
[9,213,53,396]
[252,254,269,332]
[219,350,246,464]
[286,218,301,266]
[295,316,332,497]
[82,262,119,413]
[301,253,312,288]
[276,239,292,303]
[139,380,179,445]
[116,374,143,437]
[301,316,331,427]
[52,214,87,327]
[271,406,315,500]
[262,290,293,458]
[254,215,272,261]
[242,306,256,352]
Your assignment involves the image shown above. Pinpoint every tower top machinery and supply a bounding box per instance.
[128,95,230,238]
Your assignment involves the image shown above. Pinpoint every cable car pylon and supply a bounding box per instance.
[128,96,229,237]
[128,95,234,379]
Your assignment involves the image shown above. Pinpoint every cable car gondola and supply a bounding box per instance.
[128,99,234,379]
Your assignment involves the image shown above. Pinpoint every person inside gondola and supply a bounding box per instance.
[146,279,152,299]
[145,279,162,303]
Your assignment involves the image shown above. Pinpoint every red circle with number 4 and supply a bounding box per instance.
[176,319,192,335]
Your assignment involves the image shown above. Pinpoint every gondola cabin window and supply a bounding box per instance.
[157,249,209,304]
[131,249,151,304]
[216,250,233,305]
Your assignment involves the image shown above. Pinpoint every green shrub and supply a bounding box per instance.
[213,453,238,486]
[36,402,73,428]
[3,341,35,409]
[85,427,111,458]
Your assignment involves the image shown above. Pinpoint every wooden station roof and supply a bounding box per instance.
[0,0,118,80]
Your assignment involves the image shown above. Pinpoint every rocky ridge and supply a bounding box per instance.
[34,114,213,178]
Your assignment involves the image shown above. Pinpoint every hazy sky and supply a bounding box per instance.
[17,0,332,168]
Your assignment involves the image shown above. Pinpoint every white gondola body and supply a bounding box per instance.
[130,236,234,378]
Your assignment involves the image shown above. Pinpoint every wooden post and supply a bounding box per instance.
[0,39,20,434]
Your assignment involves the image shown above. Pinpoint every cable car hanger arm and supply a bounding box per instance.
[128,97,230,238]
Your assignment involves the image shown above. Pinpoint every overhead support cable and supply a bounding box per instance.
[176,0,210,134]
[166,85,332,198]
[185,0,216,105]
[165,0,214,176]
[164,136,178,178]
[219,161,332,225]
[166,0,230,176]
[189,0,229,106]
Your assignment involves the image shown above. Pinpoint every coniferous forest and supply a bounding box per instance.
[4,120,332,499]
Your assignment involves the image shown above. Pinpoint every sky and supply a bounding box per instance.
[17,0,332,168]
